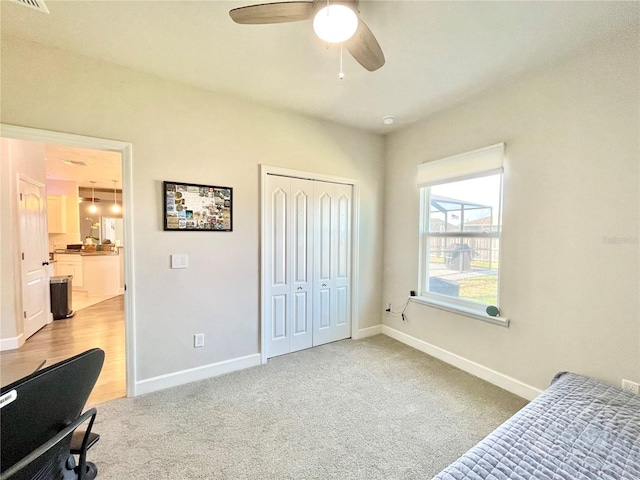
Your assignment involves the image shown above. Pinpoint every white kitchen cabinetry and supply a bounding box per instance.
[47,195,67,234]
[54,252,123,296]
[83,254,121,296]
[54,253,83,288]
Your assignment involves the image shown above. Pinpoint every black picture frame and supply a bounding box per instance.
[163,181,233,231]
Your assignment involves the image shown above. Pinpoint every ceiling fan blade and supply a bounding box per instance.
[229,2,314,24]
[345,18,385,71]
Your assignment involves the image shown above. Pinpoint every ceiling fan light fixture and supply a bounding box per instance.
[313,4,358,44]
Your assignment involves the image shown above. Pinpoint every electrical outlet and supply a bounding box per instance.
[621,379,639,394]
[194,333,205,348]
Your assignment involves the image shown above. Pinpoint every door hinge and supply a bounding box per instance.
[20,193,23,201]
[23,311,27,319]
[21,252,25,260]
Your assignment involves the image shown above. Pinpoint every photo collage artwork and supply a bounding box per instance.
[164,182,232,231]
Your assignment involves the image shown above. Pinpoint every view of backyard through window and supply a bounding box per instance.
[423,173,502,307]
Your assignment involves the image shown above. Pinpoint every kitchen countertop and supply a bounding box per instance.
[53,249,121,256]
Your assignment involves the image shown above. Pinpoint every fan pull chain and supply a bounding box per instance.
[339,43,345,80]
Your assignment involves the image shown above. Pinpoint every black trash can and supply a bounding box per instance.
[50,275,74,320]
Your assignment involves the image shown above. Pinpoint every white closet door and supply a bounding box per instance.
[264,175,313,358]
[289,178,314,353]
[312,182,352,346]
[265,175,290,358]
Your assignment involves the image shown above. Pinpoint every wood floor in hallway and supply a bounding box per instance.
[0,295,126,407]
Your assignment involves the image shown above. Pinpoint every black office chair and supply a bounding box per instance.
[0,348,105,480]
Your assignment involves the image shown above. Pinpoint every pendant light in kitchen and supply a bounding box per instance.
[88,181,97,214]
[111,180,121,214]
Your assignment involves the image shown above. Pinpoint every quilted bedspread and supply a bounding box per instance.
[433,372,640,480]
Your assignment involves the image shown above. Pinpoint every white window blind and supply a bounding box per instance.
[417,143,505,188]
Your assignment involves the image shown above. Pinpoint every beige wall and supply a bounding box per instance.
[383,33,640,391]
[1,37,385,381]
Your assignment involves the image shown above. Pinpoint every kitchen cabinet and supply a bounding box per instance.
[54,251,123,296]
[54,253,83,288]
[83,254,121,296]
[47,195,67,233]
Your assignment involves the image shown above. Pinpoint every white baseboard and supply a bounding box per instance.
[134,353,262,396]
[0,334,24,351]
[381,325,542,401]
[353,324,383,340]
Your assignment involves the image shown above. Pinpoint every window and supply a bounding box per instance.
[418,144,505,323]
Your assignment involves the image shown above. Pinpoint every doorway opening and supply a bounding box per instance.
[0,124,134,405]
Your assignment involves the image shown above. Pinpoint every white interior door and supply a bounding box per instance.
[264,175,314,358]
[312,182,352,346]
[264,174,352,358]
[289,178,314,352]
[19,177,51,339]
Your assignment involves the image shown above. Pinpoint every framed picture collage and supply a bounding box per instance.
[163,181,232,231]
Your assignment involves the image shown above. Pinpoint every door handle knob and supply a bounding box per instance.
[42,261,50,266]
[297,286,303,290]
[322,283,327,287]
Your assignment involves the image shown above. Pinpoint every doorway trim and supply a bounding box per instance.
[1,123,136,397]
[260,164,361,364]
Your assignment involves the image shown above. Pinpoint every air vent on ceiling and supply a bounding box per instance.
[8,0,49,13]
[59,159,88,167]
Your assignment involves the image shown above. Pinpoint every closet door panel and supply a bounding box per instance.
[265,176,292,358]
[333,185,352,337]
[336,286,348,327]
[318,289,331,329]
[272,188,288,287]
[317,193,332,281]
[272,295,287,339]
[289,178,313,352]
[336,194,350,280]
[313,182,352,346]
[293,292,308,334]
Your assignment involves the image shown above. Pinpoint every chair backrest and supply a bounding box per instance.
[0,348,105,479]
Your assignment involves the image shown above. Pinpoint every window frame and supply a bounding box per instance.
[416,145,509,327]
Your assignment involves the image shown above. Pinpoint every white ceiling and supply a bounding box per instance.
[2,1,638,134]
[45,144,121,190]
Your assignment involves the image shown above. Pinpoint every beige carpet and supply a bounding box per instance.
[91,335,528,479]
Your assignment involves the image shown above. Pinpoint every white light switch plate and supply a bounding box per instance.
[171,254,188,269]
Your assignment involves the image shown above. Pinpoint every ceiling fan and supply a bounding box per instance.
[229,1,385,72]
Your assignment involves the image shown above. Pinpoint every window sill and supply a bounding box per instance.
[411,296,510,327]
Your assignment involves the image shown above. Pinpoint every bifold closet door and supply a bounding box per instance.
[312,182,352,346]
[265,175,314,358]
[264,175,352,359]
